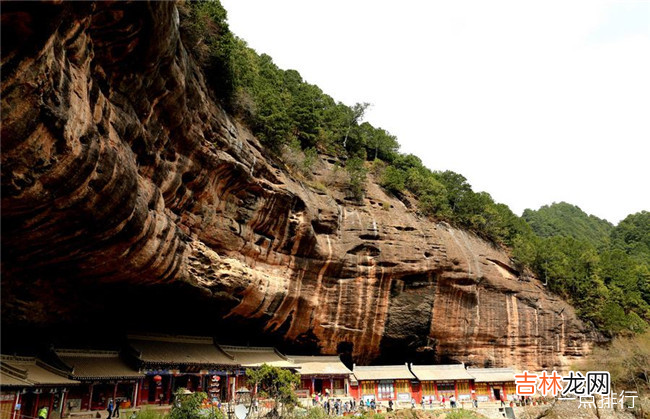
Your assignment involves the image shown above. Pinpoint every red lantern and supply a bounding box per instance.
[153,375,163,383]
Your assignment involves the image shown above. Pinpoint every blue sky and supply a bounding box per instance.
[221,0,650,224]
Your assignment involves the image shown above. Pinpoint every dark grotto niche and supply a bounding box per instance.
[337,341,354,370]
[375,272,438,364]
[1,279,248,353]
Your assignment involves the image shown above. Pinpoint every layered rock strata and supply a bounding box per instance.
[1,1,594,369]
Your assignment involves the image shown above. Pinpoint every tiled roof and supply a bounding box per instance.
[128,335,237,366]
[1,356,78,386]
[220,346,295,368]
[55,350,143,380]
[0,370,32,387]
[410,364,473,381]
[287,356,351,376]
[352,364,415,381]
[467,368,515,383]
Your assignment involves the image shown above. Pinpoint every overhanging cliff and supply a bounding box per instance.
[1,1,595,369]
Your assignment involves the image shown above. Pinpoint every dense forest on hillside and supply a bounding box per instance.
[179,0,650,337]
[523,202,614,247]
[521,206,650,335]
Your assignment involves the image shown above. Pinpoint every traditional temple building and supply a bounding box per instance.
[126,335,239,404]
[349,364,416,405]
[287,355,352,398]
[467,368,516,401]
[2,333,521,416]
[0,355,79,419]
[409,364,474,402]
[219,346,297,395]
[52,349,144,413]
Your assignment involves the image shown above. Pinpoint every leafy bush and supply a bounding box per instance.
[246,364,300,415]
[168,389,214,419]
[179,0,236,104]
[380,166,406,194]
[345,157,368,201]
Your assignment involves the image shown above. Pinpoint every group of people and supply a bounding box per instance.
[308,393,507,414]
[311,393,357,415]
[106,398,121,418]
[418,395,482,409]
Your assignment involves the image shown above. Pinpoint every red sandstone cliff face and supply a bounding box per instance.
[1,2,594,369]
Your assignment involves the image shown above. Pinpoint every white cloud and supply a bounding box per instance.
[221,0,650,223]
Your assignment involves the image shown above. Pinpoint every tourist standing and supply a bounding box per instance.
[411,397,416,409]
[114,399,120,417]
[388,399,393,412]
[107,399,114,419]
[450,395,456,408]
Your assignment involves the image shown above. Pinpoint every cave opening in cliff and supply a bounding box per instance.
[1,279,326,359]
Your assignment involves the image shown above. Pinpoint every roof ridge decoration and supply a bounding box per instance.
[411,364,466,369]
[0,361,29,380]
[55,349,121,357]
[35,359,72,378]
[127,334,215,344]
[353,364,410,370]
[219,345,276,352]
[287,355,342,361]
[0,355,36,363]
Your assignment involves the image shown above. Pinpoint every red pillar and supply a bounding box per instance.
[434,382,439,401]
[454,381,458,399]
[32,393,40,419]
[139,378,147,406]
[167,376,173,403]
[48,392,55,419]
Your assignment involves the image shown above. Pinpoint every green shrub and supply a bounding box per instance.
[345,157,367,201]
[168,389,217,419]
